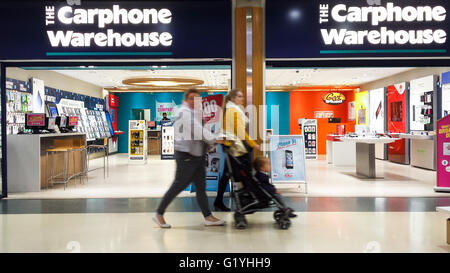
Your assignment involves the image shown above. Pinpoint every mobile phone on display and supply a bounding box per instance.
[376,102,382,119]
[285,150,294,169]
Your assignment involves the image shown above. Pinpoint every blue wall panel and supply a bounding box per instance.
[266,92,290,135]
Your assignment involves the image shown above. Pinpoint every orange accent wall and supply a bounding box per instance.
[290,90,356,155]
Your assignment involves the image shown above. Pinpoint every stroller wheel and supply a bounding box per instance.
[273,209,284,222]
[234,213,248,229]
[278,218,291,230]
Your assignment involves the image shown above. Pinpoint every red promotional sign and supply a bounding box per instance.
[202,94,224,124]
[68,116,79,126]
[26,113,45,126]
[109,94,119,108]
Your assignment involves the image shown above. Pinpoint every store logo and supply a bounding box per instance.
[323,92,346,105]
[319,2,447,46]
[44,5,173,48]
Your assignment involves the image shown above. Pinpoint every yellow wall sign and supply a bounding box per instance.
[323,92,346,105]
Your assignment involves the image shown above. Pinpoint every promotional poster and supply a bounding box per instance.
[436,115,450,191]
[155,100,177,121]
[203,94,225,191]
[269,135,306,184]
[187,94,226,192]
[369,88,386,133]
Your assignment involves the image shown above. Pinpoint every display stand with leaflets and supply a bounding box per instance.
[161,121,175,160]
[435,115,450,192]
[269,135,307,193]
[302,119,317,160]
[128,120,147,164]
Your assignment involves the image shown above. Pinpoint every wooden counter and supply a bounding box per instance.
[7,133,86,192]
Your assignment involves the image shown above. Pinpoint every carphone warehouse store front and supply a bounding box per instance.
[0,0,232,199]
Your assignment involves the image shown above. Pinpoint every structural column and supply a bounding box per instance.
[233,0,265,156]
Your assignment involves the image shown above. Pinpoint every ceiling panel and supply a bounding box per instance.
[51,67,415,91]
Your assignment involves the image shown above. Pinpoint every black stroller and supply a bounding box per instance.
[222,145,292,230]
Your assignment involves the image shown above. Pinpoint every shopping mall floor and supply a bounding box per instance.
[1,154,450,253]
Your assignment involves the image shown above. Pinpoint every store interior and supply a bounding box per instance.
[4,65,450,199]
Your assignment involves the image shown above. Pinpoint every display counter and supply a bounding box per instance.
[326,135,356,166]
[7,133,86,192]
[147,129,161,155]
[399,133,436,170]
[341,137,396,178]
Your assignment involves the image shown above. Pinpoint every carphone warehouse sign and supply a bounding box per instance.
[266,0,450,58]
[319,2,446,46]
[0,0,231,59]
[45,5,173,48]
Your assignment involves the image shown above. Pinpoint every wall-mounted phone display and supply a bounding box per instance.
[302,119,317,160]
[387,82,410,165]
[369,87,388,160]
[410,75,438,132]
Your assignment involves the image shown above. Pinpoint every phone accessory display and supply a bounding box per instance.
[161,123,175,160]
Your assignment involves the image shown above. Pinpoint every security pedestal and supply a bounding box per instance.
[356,143,376,178]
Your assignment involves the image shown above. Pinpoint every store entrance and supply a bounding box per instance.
[265,65,450,197]
[4,63,231,199]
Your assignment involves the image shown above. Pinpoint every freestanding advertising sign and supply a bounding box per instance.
[435,115,450,192]
[187,94,226,192]
[202,94,226,192]
[269,135,307,193]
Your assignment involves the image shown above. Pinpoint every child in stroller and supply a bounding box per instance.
[223,147,296,230]
[253,157,297,218]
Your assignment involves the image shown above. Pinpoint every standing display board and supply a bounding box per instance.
[128,120,147,163]
[161,122,175,160]
[436,115,450,192]
[387,82,410,165]
[442,71,450,118]
[369,88,388,159]
[269,135,307,193]
[202,95,225,191]
[302,119,318,160]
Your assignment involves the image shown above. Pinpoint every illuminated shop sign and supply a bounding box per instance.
[323,92,346,105]
[266,0,450,58]
[45,5,173,47]
[0,1,231,59]
[319,2,447,46]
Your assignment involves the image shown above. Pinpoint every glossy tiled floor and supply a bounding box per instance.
[1,212,449,253]
[6,153,450,199]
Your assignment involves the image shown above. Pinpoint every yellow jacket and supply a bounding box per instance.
[223,106,257,148]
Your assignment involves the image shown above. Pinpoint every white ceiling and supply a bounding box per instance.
[52,67,415,90]
[53,69,231,89]
[266,67,414,87]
